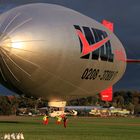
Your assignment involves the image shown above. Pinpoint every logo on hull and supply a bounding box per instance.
[74,25,114,62]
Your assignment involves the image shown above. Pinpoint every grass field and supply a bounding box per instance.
[0,116,140,140]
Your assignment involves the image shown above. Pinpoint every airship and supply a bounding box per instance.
[0,3,136,107]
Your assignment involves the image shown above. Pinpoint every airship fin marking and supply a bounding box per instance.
[100,86,113,101]
[102,20,114,32]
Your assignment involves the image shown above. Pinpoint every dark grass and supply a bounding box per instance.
[0,116,140,140]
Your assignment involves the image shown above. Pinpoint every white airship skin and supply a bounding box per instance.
[0,3,126,101]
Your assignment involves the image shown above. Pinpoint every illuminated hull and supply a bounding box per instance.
[0,3,126,101]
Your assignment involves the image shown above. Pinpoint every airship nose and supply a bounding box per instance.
[0,31,19,81]
[0,12,33,84]
[0,33,11,50]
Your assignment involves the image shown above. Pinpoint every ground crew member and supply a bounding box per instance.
[43,114,49,125]
[56,116,62,124]
[63,116,68,128]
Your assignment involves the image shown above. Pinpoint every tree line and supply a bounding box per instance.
[0,90,140,115]
[67,90,140,114]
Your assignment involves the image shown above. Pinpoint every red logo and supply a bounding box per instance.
[76,30,109,56]
[74,25,114,62]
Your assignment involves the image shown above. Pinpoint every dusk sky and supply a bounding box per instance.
[0,0,140,95]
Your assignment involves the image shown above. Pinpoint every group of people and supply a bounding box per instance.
[43,114,68,128]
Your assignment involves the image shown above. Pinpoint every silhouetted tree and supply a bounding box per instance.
[0,96,12,115]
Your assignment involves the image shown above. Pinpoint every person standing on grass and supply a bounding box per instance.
[63,116,68,128]
[43,114,49,125]
[56,115,62,124]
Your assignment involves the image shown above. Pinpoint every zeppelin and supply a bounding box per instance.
[0,3,127,106]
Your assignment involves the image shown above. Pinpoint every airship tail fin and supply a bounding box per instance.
[102,20,114,32]
[102,20,140,63]
[100,86,113,101]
